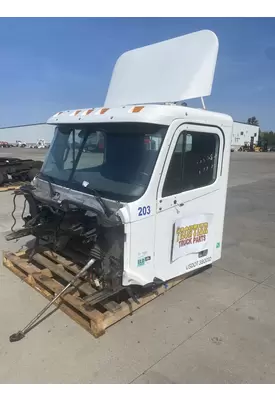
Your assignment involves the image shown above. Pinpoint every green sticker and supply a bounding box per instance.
[137,258,145,267]
[216,242,221,249]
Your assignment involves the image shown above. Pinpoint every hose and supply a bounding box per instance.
[11,191,27,232]
[21,199,27,221]
[11,194,18,232]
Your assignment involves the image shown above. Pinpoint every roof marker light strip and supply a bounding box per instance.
[100,108,109,114]
[129,106,145,113]
[82,108,94,116]
[53,111,63,118]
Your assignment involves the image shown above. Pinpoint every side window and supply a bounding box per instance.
[79,132,105,169]
[162,131,220,197]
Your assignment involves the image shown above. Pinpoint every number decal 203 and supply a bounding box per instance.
[138,206,151,217]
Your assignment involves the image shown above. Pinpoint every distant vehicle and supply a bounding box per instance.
[269,147,275,152]
[30,139,49,149]
[0,141,11,148]
[16,140,26,148]
[254,139,268,152]
[238,137,268,153]
[36,139,45,149]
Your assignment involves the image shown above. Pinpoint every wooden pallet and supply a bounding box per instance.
[3,249,203,337]
[0,182,25,192]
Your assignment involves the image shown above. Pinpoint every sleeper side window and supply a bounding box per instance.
[162,131,220,197]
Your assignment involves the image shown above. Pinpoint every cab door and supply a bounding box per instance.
[154,123,225,282]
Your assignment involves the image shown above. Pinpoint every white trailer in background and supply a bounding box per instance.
[0,123,54,146]
[231,122,260,151]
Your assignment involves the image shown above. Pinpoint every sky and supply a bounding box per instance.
[0,17,275,131]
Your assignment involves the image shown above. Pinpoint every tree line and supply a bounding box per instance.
[247,116,275,146]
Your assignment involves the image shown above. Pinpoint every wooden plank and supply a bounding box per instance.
[100,300,122,313]
[16,250,28,257]
[42,251,98,295]
[4,252,41,275]
[32,253,95,297]
[43,250,88,275]
[32,253,72,280]
[0,186,20,192]
[0,181,25,192]
[4,254,35,282]
[43,250,74,267]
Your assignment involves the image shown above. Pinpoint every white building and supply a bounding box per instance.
[231,122,260,151]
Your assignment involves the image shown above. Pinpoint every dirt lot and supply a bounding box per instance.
[0,151,275,383]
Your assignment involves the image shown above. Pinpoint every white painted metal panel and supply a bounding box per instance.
[153,124,228,282]
[105,30,219,107]
[47,104,233,129]
[122,116,233,286]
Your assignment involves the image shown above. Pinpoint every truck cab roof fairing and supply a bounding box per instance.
[104,30,219,107]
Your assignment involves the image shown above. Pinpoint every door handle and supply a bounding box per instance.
[174,200,184,207]
[175,202,184,214]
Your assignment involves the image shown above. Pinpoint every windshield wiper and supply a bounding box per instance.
[85,186,113,218]
[70,179,113,217]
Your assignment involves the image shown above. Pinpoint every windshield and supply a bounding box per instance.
[42,122,167,202]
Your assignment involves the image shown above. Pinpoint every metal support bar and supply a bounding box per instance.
[9,258,96,342]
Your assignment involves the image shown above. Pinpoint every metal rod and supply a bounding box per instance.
[83,286,123,304]
[201,96,206,110]
[9,258,96,342]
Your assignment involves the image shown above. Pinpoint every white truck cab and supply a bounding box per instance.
[31,30,233,287]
